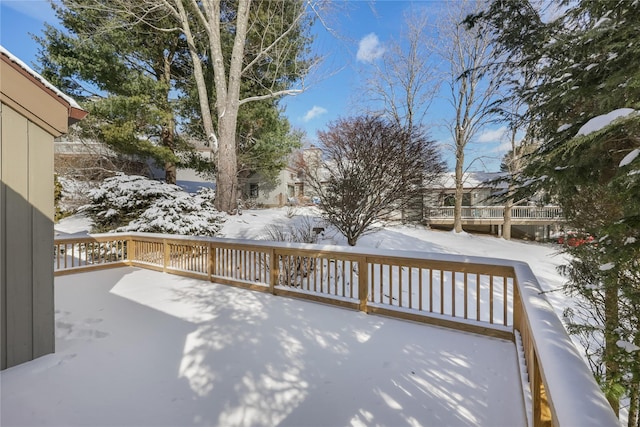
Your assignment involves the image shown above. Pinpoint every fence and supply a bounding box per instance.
[426,205,564,221]
[53,232,617,427]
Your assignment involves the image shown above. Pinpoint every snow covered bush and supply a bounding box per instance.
[84,174,225,236]
[117,188,225,236]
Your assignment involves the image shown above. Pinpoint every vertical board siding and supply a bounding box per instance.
[31,125,55,357]
[2,107,57,368]
[3,110,34,367]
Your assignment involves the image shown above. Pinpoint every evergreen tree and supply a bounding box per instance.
[471,0,640,421]
[37,0,190,183]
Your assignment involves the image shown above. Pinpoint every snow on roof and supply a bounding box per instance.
[428,172,508,190]
[0,45,82,110]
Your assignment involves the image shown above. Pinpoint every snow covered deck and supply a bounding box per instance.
[1,267,526,427]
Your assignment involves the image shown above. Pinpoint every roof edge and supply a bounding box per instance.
[0,45,87,125]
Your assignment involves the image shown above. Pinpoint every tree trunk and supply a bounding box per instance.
[162,122,176,184]
[215,112,239,213]
[208,0,251,214]
[165,162,177,185]
[629,377,639,427]
[453,142,464,233]
[503,197,513,240]
[605,282,620,416]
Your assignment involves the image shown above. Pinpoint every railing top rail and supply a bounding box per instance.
[513,263,619,426]
[426,205,562,208]
[55,232,520,274]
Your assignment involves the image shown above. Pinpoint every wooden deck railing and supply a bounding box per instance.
[53,232,618,427]
[426,205,564,222]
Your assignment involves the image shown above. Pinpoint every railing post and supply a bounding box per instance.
[533,353,552,427]
[208,243,214,282]
[513,281,522,331]
[269,248,278,294]
[163,239,170,272]
[126,237,134,265]
[358,256,369,312]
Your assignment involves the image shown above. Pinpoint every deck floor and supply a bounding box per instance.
[1,267,526,427]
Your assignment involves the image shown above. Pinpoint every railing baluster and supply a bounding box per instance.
[408,267,413,309]
[464,273,468,319]
[379,263,383,303]
[388,264,393,305]
[490,275,495,324]
[504,277,508,326]
[398,266,403,307]
[341,259,346,297]
[349,260,354,299]
[440,270,444,314]
[369,262,374,302]
[452,271,456,317]
[418,268,423,311]
[429,269,434,313]
[476,273,481,321]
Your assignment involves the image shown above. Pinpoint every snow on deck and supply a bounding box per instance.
[1,267,526,427]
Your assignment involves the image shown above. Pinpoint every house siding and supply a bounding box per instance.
[0,47,84,370]
[1,104,57,369]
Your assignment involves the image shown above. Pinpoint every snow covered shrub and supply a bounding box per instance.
[57,176,100,216]
[117,187,225,236]
[84,174,225,236]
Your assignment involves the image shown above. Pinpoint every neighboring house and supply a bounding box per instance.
[424,172,563,241]
[54,137,148,179]
[1,46,87,370]
[241,146,323,207]
[242,166,303,207]
[424,172,508,207]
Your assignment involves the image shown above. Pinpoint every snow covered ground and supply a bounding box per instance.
[2,207,574,426]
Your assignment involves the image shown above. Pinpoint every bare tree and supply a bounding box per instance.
[304,116,444,246]
[359,8,440,222]
[499,96,537,240]
[362,8,438,134]
[437,0,500,233]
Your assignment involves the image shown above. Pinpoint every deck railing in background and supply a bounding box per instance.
[53,232,618,427]
[426,205,564,221]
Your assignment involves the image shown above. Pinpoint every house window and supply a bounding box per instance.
[442,194,456,206]
[287,185,295,197]
[249,183,259,198]
[441,193,471,206]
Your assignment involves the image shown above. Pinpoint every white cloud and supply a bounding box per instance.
[356,33,385,63]
[3,1,57,22]
[303,106,327,122]
[477,126,508,143]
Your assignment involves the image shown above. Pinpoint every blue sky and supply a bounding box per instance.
[0,0,511,171]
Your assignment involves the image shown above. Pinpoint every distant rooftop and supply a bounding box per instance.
[429,172,508,189]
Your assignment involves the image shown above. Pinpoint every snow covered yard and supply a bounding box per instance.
[1,267,525,427]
